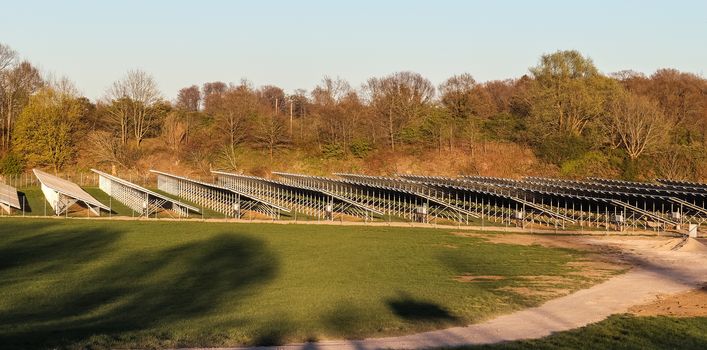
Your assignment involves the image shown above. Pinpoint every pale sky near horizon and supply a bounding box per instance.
[1,0,705,101]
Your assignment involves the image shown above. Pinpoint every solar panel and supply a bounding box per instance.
[33,169,109,210]
[0,182,21,210]
[216,171,381,215]
[657,179,707,190]
[151,170,289,212]
[276,171,479,218]
[92,169,199,212]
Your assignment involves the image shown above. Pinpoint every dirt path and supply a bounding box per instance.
[629,284,707,317]
[190,237,707,350]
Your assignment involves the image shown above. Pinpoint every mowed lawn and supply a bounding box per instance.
[460,315,707,350]
[1,218,603,349]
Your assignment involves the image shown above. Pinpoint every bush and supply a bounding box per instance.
[399,126,422,144]
[534,133,591,165]
[322,143,345,159]
[0,153,25,176]
[349,139,373,158]
[560,151,619,178]
[621,158,641,181]
[482,112,526,142]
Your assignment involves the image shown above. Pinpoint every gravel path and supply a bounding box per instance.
[183,237,707,350]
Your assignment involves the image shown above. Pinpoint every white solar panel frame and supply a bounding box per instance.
[33,169,109,211]
[92,169,199,213]
[0,182,21,212]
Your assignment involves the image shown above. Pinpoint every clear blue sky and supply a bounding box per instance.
[1,0,705,101]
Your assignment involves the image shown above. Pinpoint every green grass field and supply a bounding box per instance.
[0,218,608,349]
[457,315,707,350]
[12,187,136,217]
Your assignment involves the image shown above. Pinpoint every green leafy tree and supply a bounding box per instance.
[12,87,84,172]
[420,107,452,153]
[529,50,619,136]
[0,152,24,176]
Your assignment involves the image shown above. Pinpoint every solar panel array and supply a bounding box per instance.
[93,169,199,217]
[0,182,21,211]
[151,170,287,218]
[289,172,705,230]
[34,169,109,211]
[8,168,707,232]
[214,170,382,220]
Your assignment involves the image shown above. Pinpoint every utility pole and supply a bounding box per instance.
[289,100,293,136]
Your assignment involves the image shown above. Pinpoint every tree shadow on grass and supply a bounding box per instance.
[0,226,121,275]
[252,318,296,346]
[0,221,279,350]
[387,292,458,322]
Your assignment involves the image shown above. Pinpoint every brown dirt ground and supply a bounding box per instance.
[452,232,631,267]
[629,285,707,317]
[498,286,572,298]
[451,232,631,299]
[452,232,593,249]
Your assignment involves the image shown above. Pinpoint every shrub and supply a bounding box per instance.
[482,112,526,142]
[534,133,591,165]
[0,153,25,176]
[349,139,373,158]
[322,143,345,159]
[560,151,618,178]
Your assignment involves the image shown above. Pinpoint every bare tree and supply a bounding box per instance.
[162,111,187,152]
[208,83,258,146]
[653,145,701,181]
[364,71,435,151]
[176,85,201,111]
[101,97,131,145]
[439,73,496,150]
[0,44,16,149]
[217,144,242,171]
[0,60,42,150]
[0,43,17,74]
[312,76,351,106]
[86,130,135,168]
[258,85,286,114]
[202,81,227,98]
[255,114,289,162]
[104,70,162,147]
[311,77,362,149]
[175,85,201,143]
[605,93,670,159]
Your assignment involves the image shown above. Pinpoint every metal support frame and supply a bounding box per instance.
[93,169,198,218]
[151,170,288,219]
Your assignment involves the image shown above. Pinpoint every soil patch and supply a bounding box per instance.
[498,286,572,298]
[452,232,631,279]
[629,285,707,317]
[516,275,574,285]
[451,232,584,249]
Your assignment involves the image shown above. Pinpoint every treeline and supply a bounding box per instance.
[0,43,705,180]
